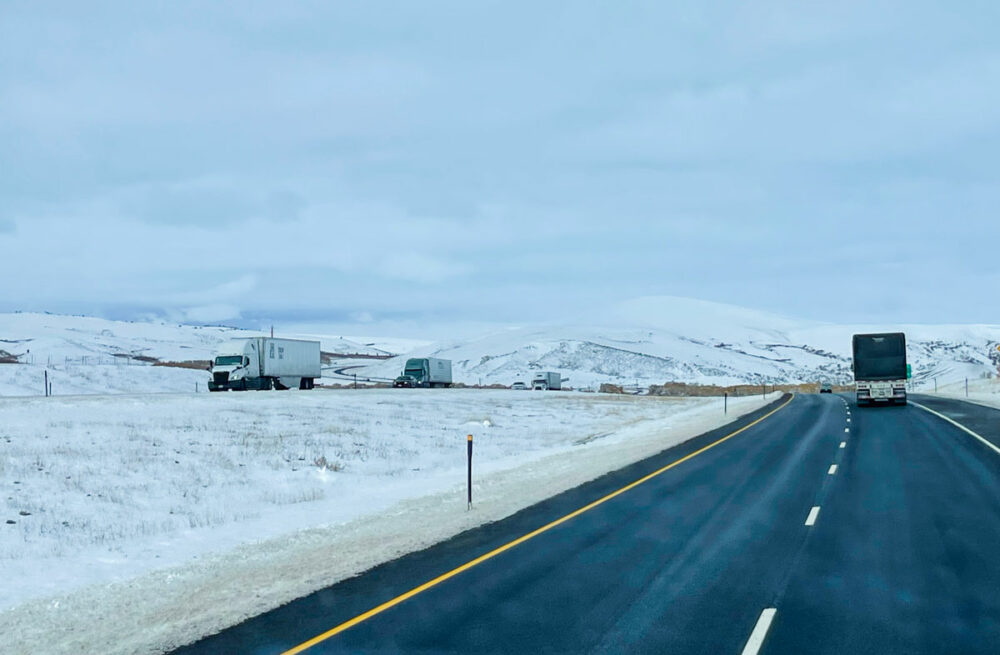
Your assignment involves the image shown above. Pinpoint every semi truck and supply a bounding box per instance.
[852,332,908,406]
[394,357,452,388]
[208,337,321,391]
[532,371,562,391]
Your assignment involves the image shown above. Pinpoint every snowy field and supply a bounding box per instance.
[0,360,210,397]
[0,388,770,654]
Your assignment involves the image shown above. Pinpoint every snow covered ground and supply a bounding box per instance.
[0,388,771,654]
[922,375,1000,411]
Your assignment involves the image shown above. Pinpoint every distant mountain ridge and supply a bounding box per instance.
[356,297,1000,389]
[1,298,999,395]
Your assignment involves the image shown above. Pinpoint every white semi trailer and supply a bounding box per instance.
[532,371,562,390]
[208,337,321,391]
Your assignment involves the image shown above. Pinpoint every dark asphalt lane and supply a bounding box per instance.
[171,393,1000,654]
[765,395,1000,654]
[911,394,1000,452]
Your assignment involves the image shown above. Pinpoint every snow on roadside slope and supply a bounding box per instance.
[922,376,1000,411]
[0,388,773,654]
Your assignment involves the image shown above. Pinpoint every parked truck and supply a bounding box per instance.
[208,337,321,391]
[394,357,452,388]
[852,332,908,406]
[532,371,562,391]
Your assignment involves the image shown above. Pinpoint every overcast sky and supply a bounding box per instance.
[2,2,999,335]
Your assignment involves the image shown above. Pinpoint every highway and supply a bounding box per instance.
[173,393,1000,654]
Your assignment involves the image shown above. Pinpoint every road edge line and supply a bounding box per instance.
[281,394,796,654]
[911,401,1000,457]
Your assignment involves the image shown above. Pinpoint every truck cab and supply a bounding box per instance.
[532,371,561,391]
[399,357,452,388]
[209,341,261,391]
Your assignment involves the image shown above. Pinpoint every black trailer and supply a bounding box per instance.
[852,332,908,406]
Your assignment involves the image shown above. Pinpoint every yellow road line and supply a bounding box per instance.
[282,393,796,654]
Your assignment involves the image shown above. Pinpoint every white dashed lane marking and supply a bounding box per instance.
[740,608,777,655]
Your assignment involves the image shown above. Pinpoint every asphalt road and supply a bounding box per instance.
[173,393,1000,654]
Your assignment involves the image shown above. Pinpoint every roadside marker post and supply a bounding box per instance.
[467,434,473,510]
[44,370,48,397]
[724,392,728,414]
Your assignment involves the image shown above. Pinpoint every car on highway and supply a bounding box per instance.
[820,382,833,393]
[393,375,417,388]
[511,381,528,390]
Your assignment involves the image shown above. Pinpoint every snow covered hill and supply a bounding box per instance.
[357,296,1000,390]
[2,298,999,396]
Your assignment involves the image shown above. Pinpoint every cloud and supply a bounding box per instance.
[166,275,259,305]
[181,304,242,323]
[122,183,307,227]
[2,3,1000,326]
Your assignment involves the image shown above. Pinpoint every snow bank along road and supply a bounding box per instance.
[0,389,772,655]
[175,393,1000,655]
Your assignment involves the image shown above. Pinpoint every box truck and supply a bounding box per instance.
[394,357,452,388]
[532,371,562,390]
[852,332,908,406]
[208,337,321,391]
